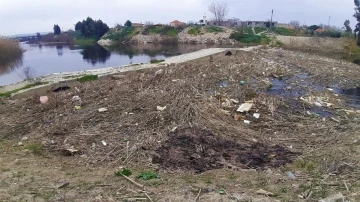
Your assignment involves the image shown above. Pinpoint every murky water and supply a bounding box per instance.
[0,43,233,86]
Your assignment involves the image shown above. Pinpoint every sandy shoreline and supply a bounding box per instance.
[0,47,259,95]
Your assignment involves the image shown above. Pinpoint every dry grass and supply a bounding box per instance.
[0,48,360,201]
[0,36,23,75]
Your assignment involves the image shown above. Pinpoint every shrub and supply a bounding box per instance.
[104,27,135,41]
[76,75,98,83]
[115,168,132,177]
[230,30,270,44]
[150,59,165,64]
[272,27,296,36]
[0,36,23,72]
[188,26,202,35]
[206,26,224,33]
[137,171,160,180]
[142,25,180,37]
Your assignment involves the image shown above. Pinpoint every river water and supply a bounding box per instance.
[0,43,232,86]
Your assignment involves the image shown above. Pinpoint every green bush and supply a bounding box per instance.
[254,27,267,34]
[150,59,165,64]
[206,26,224,33]
[272,27,296,36]
[0,82,48,97]
[230,30,270,44]
[142,25,182,37]
[104,27,136,41]
[115,168,132,177]
[137,171,160,180]
[188,26,202,35]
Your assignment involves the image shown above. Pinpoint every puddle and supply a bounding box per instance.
[153,128,298,173]
[267,78,306,98]
[333,87,360,108]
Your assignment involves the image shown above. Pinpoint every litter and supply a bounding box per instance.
[101,140,107,146]
[239,81,246,85]
[237,103,253,113]
[256,189,275,197]
[287,171,296,180]
[244,120,250,124]
[98,108,108,112]
[253,113,260,119]
[230,99,239,104]
[157,106,167,111]
[220,109,231,116]
[39,96,48,104]
[72,96,81,101]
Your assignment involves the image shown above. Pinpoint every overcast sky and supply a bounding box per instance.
[0,0,355,35]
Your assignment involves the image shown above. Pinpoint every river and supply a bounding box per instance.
[0,43,235,86]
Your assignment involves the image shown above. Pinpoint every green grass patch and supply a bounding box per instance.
[76,75,98,83]
[230,30,270,44]
[188,26,202,35]
[25,142,46,156]
[115,168,132,177]
[150,59,165,64]
[142,25,183,37]
[74,38,97,46]
[206,26,224,33]
[271,27,297,36]
[0,82,49,97]
[104,27,136,41]
[137,171,160,180]
[254,27,267,34]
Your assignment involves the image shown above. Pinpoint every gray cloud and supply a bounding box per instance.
[0,0,355,35]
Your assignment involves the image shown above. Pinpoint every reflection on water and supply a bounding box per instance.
[81,45,111,65]
[0,43,238,86]
[0,54,23,76]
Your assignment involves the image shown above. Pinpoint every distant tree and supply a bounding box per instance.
[344,20,352,33]
[208,2,228,26]
[354,0,360,45]
[74,17,109,39]
[308,25,321,31]
[289,21,300,29]
[53,24,61,35]
[36,32,42,41]
[144,21,154,25]
[125,20,132,27]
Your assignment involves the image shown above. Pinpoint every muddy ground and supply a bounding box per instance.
[1,46,360,202]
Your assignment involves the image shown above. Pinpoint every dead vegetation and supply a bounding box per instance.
[0,47,360,201]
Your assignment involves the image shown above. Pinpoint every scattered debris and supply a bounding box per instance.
[239,81,246,85]
[225,51,232,56]
[98,108,108,112]
[39,96,48,104]
[218,189,226,195]
[72,96,81,101]
[234,114,242,121]
[52,86,71,93]
[21,137,28,141]
[220,109,231,116]
[111,74,126,80]
[230,99,239,104]
[287,171,296,180]
[101,140,107,146]
[74,106,81,110]
[319,193,344,202]
[155,69,163,75]
[65,148,78,153]
[237,102,253,113]
[244,120,251,124]
[221,99,232,108]
[57,182,70,189]
[331,117,340,123]
[17,142,23,146]
[253,113,260,119]
[156,106,167,111]
[256,189,275,197]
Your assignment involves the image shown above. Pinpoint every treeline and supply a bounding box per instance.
[75,17,109,39]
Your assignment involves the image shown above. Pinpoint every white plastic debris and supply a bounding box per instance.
[21,137,28,141]
[244,120,251,124]
[101,140,107,146]
[287,171,296,180]
[253,113,260,119]
[72,96,81,101]
[155,69,163,75]
[157,106,167,111]
[39,96,48,104]
[230,99,239,104]
[98,108,108,112]
[237,103,253,113]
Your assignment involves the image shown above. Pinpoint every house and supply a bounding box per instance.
[277,23,295,29]
[206,20,277,28]
[170,20,186,27]
[243,21,277,28]
[132,23,144,27]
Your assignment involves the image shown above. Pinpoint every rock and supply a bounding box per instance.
[112,74,125,80]
[17,142,23,146]
[319,193,344,202]
[225,51,232,56]
[98,108,108,112]
[21,137,28,141]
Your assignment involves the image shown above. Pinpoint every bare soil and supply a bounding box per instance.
[1,45,360,202]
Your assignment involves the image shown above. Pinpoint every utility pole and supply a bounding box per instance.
[270,9,274,30]
[328,16,331,26]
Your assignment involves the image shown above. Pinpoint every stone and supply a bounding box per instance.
[319,193,344,202]
[112,74,125,80]
[21,137,28,141]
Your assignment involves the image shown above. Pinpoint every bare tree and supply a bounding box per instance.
[145,21,154,26]
[208,2,228,26]
[289,20,300,29]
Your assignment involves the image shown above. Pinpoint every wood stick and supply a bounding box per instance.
[194,188,201,202]
[144,192,154,202]
[121,174,144,189]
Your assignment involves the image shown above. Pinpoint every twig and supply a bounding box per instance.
[121,174,144,189]
[144,192,154,202]
[101,145,118,161]
[344,181,349,192]
[194,188,201,202]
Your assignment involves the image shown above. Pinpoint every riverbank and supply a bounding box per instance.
[0,47,258,97]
